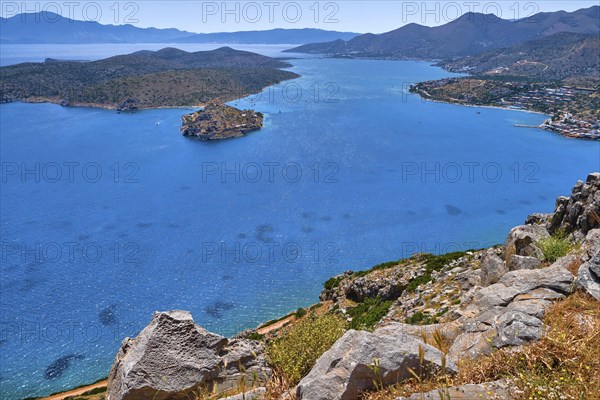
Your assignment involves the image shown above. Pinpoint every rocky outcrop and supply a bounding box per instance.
[296,324,457,400]
[577,229,600,300]
[107,311,270,400]
[548,172,600,238]
[395,380,513,400]
[181,103,263,140]
[504,224,549,259]
[480,249,507,285]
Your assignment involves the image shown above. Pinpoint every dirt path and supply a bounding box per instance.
[257,315,295,335]
[42,380,108,400]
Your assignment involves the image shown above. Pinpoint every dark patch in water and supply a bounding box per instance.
[407,210,417,216]
[104,224,117,230]
[539,195,547,200]
[520,200,532,205]
[167,223,179,229]
[20,279,37,292]
[0,339,7,347]
[221,274,234,281]
[255,225,274,243]
[99,304,117,326]
[445,205,462,216]
[497,209,507,215]
[102,205,110,210]
[302,226,314,233]
[238,233,247,239]
[204,301,235,318]
[320,216,332,222]
[78,234,91,240]
[342,213,351,219]
[137,223,153,229]
[44,354,84,380]
[118,233,129,239]
[186,249,194,254]
[302,212,314,219]
[179,185,192,191]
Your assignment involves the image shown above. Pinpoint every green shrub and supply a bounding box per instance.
[295,307,307,318]
[246,332,264,341]
[323,276,344,290]
[538,229,576,263]
[347,297,393,331]
[267,314,346,385]
[422,251,470,271]
[405,273,433,292]
[405,311,437,325]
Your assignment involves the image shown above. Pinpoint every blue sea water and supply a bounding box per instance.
[0,46,599,399]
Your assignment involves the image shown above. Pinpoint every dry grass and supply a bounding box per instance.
[363,291,600,400]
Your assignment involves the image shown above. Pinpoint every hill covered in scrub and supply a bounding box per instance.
[439,32,600,83]
[94,173,600,400]
[0,47,299,109]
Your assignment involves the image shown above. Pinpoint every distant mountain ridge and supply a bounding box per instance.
[0,11,360,44]
[286,6,600,60]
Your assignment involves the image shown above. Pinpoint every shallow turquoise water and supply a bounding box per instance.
[0,55,598,399]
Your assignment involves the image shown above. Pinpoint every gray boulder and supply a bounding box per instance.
[222,387,266,400]
[296,324,457,400]
[578,257,600,300]
[480,249,507,286]
[504,224,549,259]
[475,264,574,309]
[107,311,271,400]
[492,310,544,347]
[395,380,513,400]
[507,255,541,271]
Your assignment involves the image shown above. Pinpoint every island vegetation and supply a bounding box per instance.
[0,47,299,110]
[180,102,264,140]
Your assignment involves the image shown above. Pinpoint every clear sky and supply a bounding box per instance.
[2,1,598,33]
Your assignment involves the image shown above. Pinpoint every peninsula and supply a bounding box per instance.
[0,47,299,110]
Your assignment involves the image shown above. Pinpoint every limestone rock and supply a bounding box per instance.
[492,310,544,347]
[222,387,266,400]
[578,261,600,300]
[395,380,513,400]
[549,173,600,236]
[507,255,541,271]
[475,265,574,309]
[505,225,549,259]
[296,326,457,400]
[480,249,507,286]
[107,311,270,400]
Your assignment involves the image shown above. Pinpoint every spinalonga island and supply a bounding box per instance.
[181,103,264,140]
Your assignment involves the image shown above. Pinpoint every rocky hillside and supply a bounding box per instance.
[439,32,600,82]
[106,173,600,400]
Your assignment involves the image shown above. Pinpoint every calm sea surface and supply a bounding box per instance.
[1,44,598,399]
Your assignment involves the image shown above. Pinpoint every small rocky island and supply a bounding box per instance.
[180,103,264,140]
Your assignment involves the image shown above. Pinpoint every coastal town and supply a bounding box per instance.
[411,78,600,140]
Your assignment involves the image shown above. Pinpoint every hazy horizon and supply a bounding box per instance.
[1,1,598,35]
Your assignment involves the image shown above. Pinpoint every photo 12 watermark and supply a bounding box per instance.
[1,161,140,184]
[1,1,140,23]
[200,161,340,184]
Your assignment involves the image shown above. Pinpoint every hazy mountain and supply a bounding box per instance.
[286,6,600,60]
[0,12,359,44]
[441,32,600,81]
[174,28,359,44]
